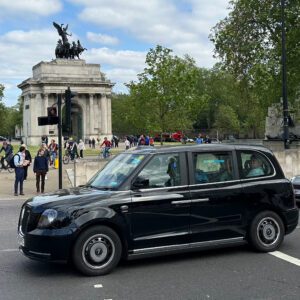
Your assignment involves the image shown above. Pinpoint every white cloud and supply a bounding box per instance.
[86,32,119,45]
[84,47,146,70]
[0,29,56,95]
[1,0,232,105]
[0,0,62,16]
[72,0,229,67]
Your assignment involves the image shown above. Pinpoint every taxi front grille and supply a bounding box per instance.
[19,205,41,234]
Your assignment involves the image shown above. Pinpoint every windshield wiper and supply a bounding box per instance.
[89,185,114,191]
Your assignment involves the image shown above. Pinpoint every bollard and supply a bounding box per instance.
[54,158,59,169]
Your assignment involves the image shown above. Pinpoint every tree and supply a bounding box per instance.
[112,93,139,135]
[126,45,202,139]
[0,85,23,137]
[214,105,240,136]
[210,0,300,107]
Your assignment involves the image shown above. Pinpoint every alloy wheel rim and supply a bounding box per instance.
[82,234,115,270]
[256,217,280,247]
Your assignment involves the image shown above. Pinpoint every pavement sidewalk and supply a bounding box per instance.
[0,164,71,201]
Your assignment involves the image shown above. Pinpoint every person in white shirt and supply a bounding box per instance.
[78,139,85,158]
[125,138,130,150]
[14,146,29,196]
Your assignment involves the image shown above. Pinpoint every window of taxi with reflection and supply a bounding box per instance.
[193,152,233,184]
[239,151,274,179]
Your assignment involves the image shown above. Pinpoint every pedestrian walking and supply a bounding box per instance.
[92,138,96,149]
[33,149,49,193]
[196,134,203,144]
[78,139,85,158]
[13,146,30,196]
[22,144,32,181]
[49,139,58,166]
[125,137,130,150]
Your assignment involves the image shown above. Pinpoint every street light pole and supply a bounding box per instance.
[280,0,289,149]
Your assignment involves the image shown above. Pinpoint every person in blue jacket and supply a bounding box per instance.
[33,149,49,193]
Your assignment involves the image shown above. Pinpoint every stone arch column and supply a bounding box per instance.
[89,94,94,134]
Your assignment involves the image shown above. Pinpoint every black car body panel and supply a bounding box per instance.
[18,144,299,268]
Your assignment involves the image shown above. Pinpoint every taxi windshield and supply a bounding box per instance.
[87,153,145,189]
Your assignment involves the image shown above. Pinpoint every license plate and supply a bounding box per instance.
[17,234,24,247]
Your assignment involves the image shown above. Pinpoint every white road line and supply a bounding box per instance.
[94,284,103,288]
[269,251,300,267]
[0,249,18,252]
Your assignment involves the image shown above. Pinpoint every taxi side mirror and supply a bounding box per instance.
[132,177,149,189]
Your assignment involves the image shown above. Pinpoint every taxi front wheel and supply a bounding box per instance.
[72,225,122,276]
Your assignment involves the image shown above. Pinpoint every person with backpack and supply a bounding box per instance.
[22,144,32,181]
[33,148,49,194]
[13,146,29,196]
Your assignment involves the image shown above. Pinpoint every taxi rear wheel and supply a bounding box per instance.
[249,211,284,252]
[72,225,122,276]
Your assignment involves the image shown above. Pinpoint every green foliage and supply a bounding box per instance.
[0,85,23,137]
[125,45,203,135]
[214,105,240,135]
[211,0,300,106]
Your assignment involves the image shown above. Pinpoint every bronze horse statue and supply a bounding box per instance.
[53,22,86,59]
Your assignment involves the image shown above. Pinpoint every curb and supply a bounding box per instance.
[0,197,30,201]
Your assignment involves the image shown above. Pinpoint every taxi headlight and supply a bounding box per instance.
[37,209,58,228]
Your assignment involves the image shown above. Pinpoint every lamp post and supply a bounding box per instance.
[280,0,289,149]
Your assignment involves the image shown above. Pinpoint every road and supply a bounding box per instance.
[0,199,299,300]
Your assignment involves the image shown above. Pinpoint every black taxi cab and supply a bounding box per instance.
[18,144,299,276]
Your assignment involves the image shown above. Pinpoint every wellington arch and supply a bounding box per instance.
[18,59,114,145]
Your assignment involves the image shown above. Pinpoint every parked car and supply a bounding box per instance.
[291,176,300,204]
[18,144,299,276]
[0,136,7,141]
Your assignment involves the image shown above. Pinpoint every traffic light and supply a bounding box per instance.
[47,106,59,124]
[64,87,77,133]
[38,106,59,125]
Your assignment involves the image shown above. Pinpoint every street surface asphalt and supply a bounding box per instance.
[0,199,299,300]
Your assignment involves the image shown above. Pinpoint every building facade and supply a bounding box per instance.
[18,59,114,145]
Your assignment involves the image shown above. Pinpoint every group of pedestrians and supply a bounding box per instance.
[0,138,58,196]
[124,134,154,150]
[196,134,211,144]
[64,138,85,160]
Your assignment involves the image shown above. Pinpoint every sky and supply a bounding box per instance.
[0,0,230,107]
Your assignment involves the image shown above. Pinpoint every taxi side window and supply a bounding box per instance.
[239,151,274,179]
[193,152,233,184]
[136,154,181,188]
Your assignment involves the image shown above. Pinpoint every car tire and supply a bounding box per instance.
[249,211,284,252]
[72,225,122,276]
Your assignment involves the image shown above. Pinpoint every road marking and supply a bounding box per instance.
[0,249,18,252]
[94,284,103,288]
[269,251,300,267]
